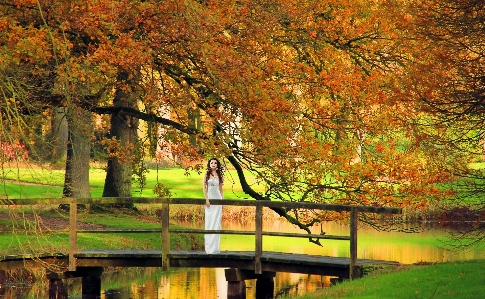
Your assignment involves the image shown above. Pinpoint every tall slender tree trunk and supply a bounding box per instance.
[63,106,92,198]
[47,107,68,164]
[102,70,139,208]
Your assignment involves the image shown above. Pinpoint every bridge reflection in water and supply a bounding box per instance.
[0,197,401,299]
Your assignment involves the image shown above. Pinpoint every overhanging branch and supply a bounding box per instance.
[227,154,323,246]
[94,106,203,137]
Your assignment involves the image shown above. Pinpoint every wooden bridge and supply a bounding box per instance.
[0,197,402,299]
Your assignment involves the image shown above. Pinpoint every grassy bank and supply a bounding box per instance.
[0,207,203,256]
[289,260,485,299]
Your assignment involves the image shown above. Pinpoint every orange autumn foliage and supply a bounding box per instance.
[2,0,477,224]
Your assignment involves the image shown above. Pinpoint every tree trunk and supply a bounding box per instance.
[63,106,92,198]
[102,70,139,208]
[47,107,68,164]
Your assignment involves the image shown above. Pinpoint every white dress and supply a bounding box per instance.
[205,177,222,254]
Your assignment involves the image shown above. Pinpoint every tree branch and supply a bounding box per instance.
[93,106,203,137]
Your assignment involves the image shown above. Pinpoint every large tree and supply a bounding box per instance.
[0,0,154,199]
[1,0,472,238]
[68,0,456,239]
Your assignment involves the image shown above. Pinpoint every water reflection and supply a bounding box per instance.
[96,267,327,299]
[98,219,485,298]
[12,219,485,298]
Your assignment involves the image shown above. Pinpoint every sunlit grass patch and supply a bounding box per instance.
[1,166,265,199]
[293,260,485,299]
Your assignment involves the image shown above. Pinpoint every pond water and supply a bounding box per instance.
[7,219,485,299]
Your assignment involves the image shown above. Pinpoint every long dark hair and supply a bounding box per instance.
[205,158,224,185]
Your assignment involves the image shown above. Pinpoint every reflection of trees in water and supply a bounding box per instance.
[364,206,485,252]
[0,268,40,299]
[0,284,32,299]
[103,288,128,299]
[435,206,485,250]
[100,267,323,299]
[100,267,213,299]
[274,273,329,299]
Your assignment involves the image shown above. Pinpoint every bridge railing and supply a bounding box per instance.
[5,197,401,280]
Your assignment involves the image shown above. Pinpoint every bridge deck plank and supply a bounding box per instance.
[0,250,399,278]
[77,249,397,264]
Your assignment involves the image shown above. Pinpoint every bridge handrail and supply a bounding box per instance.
[2,197,401,279]
[4,197,402,214]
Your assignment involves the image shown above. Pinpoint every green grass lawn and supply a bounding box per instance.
[292,260,485,299]
[1,166,264,199]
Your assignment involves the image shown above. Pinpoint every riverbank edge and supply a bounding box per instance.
[291,259,485,299]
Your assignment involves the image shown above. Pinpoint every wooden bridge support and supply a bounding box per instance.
[227,280,246,299]
[48,278,67,299]
[47,267,103,299]
[255,275,274,299]
[225,268,276,299]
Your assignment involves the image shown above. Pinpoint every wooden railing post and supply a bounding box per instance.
[161,202,170,270]
[255,204,262,274]
[69,200,77,271]
[349,207,358,280]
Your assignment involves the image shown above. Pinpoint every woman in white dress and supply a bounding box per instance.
[203,158,224,254]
